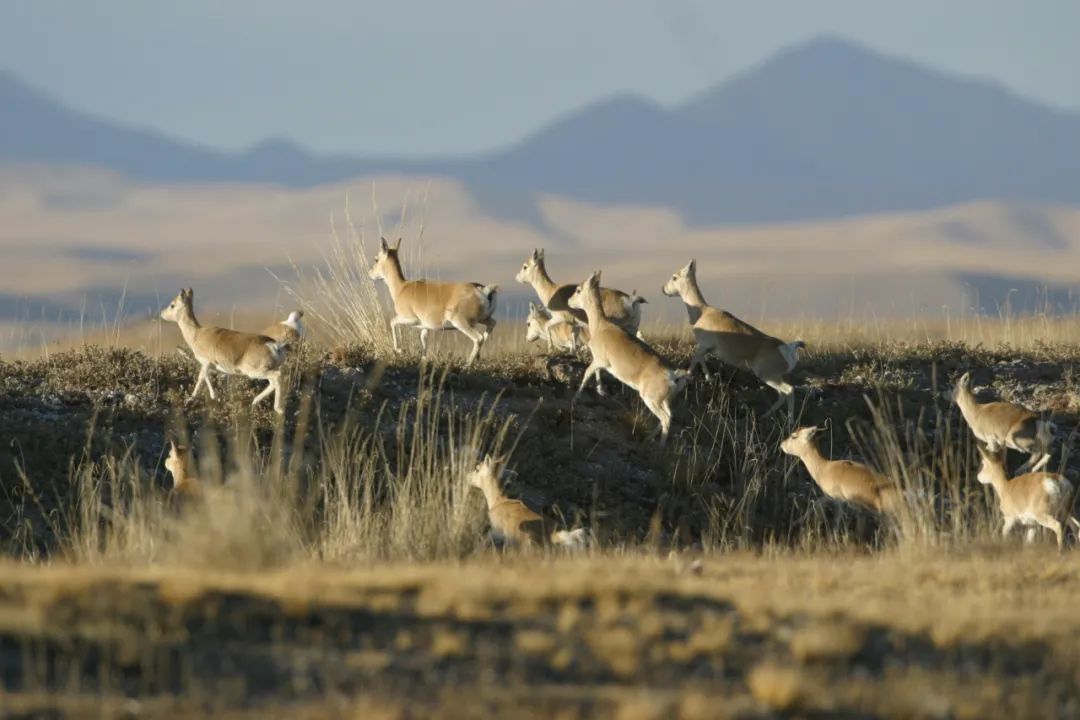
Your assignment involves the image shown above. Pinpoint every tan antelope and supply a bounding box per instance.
[161,288,287,413]
[568,271,690,442]
[164,441,203,499]
[369,237,498,365]
[780,426,901,516]
[262,310,304,347]
[662,260,804,416]
[516,248,642,337]
[975,442,1078,550]
[952,371,1053,473]
[525,301,586,353]
[468,455,589,548]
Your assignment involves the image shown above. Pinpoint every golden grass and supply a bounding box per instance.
[1,550,1077,716]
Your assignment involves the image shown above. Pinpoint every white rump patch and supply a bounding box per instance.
[551,528,590,548]
[1043,476,1064,499]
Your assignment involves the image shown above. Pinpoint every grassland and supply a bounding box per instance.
[3,191,1080,716]
[2,552,1079,718]
[1,318,1079,716]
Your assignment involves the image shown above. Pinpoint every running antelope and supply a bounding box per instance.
[516,248,642,337]
[568,271,690,442]
[952,371,1053,473]
[975,442,1078,550]
[164,441,203,499]
[780,426,900,515]
[468,455,589,548]
[262,310,304,347]
[369,237,497,365]
[662,260,804,416]
[160,288,287,413]
[525,301,586,353]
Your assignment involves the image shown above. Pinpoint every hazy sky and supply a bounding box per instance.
[2,1,1078,156]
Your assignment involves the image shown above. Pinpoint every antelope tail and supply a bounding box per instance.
[550,528,591,549]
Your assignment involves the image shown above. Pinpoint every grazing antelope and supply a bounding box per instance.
[516,248,642,337]
[468,455,590,548]
[975,442,1079,550]
[780,426,900,515]
[662,260,804,416]
[525,301,586,353]
[262,310,304,347]
[369,237,498,365]
[160,288,287,413]
[952,371,1053,473]
[568,271,690,442]
[164,441,203,499]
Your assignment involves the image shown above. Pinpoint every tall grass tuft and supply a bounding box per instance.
[281,193,404,353]
[32,368,517,568]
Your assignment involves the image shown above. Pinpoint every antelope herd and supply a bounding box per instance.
[156,242,1078,550]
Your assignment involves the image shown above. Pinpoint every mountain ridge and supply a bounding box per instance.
[3,37,1080,222]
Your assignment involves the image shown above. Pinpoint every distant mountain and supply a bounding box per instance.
[3,36,1080,222]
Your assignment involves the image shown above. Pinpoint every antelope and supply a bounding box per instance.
[369,237,498,365]
[160,288,287,413]
[516,248,642,337]
[468,455,589,548]
[662,260,804,416]
[952,371,1053,473]
[262,310,304,347]
[164,441,203,499]
[568,271,690,442]
[525,301,586,353]
[780,426,900,515]
[626,290,648,335]
[975,442,1079,550]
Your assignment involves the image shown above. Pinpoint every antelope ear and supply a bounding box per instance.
[379,237,389,252]
[528,301,538,312]
[592,270,602,285]
[959,371,971,387]
[687,259,697,274]
[392,237,403,251]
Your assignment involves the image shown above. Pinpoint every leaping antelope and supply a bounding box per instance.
[369,237,498,366]
[952,371,1053,473]
[516,248,642,337]
[160,288,287,413]
[468,455,589,549]
[974,441,1078,550]
[780,426,900,516]
[568,270,689,443]
[662,260,804,416]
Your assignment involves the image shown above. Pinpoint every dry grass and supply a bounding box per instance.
[0,552,1078,716]
[3,191,1080,714]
